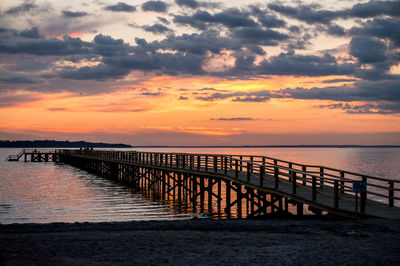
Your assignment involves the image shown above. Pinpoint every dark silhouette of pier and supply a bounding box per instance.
[7,149,400,219]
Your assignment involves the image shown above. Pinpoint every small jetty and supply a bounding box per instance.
[7,149,400,219]
[7,149,59,162]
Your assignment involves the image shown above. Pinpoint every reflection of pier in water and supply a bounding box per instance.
[8,149,400,219]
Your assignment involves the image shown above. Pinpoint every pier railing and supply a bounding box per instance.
[59,149,399,211]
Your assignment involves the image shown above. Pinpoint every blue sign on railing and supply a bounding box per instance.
[353,181,367,193]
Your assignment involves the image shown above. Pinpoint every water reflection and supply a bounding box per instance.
[1,147,399,224]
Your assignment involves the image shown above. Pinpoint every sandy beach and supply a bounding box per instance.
[1,217,400,265]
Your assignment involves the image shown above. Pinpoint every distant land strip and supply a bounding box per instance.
[1,140,399,148]
[130,145,400,148]
[0,140,132,148]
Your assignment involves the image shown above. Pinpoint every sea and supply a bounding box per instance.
[1,147,399,224]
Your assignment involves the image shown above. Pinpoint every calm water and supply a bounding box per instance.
[1,147,399,224]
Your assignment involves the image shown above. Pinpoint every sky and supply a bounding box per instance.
[0,0,399,145]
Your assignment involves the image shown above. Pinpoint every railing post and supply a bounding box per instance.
[340,172,345,194]
[224,157,228,174]
[360,176,367,213]
[239,156,243,171]
[312,176,316,201]
[197,155,201,171]
[334,180,339,208]
[388,181,394,207]
[247,163,251,182]
[235,160,238,178]
[288,163,292,181]
[214,156,217,173]
[302,166,306,185]
[190,155,193,170]
[292,172,296,194]
[250,156,253,173]
[182,155,186,169]
[205,156,208,172]
[274,162,279,189]
[260,166,264,186]
[320,167,324,188]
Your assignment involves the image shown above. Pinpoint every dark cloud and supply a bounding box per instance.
[268,3,338,25]
[322,78,358,84]
[0,35,92,56]
[348,1,400,18]
[318,102,400,114]
[0,75,38,84]
[142,1,168,13]
[324,24,346,37]
[62,10,89,17]
[157,17,169,24]
[267,1,400,25]
[254,51,354,77]
[142,23,172,34]
[5,0,38,15]
[178,96,188,100]
[211,117,255,121]
[175,0,199,9]
[18,27,41,39]
[250,6,286,28]
[350,37,387,64]
[350,18,400,47]
[140,89,161,96]
[278,80,400,102]
[59,64,129,81]
[104,2,136,12]
[174,8,258,29]
[0,94,40,108]
[196,90,271,102]
[231,28,288,46]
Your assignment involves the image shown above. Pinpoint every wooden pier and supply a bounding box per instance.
[7,149,59,162]
[7,149,400,219]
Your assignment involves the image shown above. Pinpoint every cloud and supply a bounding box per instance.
[62,10,89,18]
[0,94,40,108]
[350,37,387,64]
[253,51,355,77]
[59,64,129,81]
[211,117,255,121]
[142,1,168,13]
[142,23,172,34]
[178,96,188,100]
[5,0,38,15]
[268,3,338,25]
[196,90,271,102]
[175,0,199,9]
[18,27,41,39]
[0,35,92,56]
[104,2,136,12]
[350,18,400,47]
[250,6,286,28]
[322,78,358,84]
[278,80,400,102]
[348,1,400,18]
[0,75,39,84]
[231,28,288,46]
[174,8,258,29]
[267,1,400,25]
[318,102,400,114]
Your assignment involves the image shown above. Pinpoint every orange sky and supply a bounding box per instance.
[0,0,399,145]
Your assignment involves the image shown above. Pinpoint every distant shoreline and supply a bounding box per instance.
[1,143,399,149]
[130,145,400,148]
[0,140,132,148]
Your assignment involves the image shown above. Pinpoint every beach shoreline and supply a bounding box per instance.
[1,218,400,265]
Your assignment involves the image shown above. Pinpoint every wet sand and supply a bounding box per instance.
[1,218,400,265]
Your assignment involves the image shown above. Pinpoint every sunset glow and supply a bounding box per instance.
[1,0,399,145]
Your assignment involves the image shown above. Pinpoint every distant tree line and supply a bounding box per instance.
[0,140,132,148]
